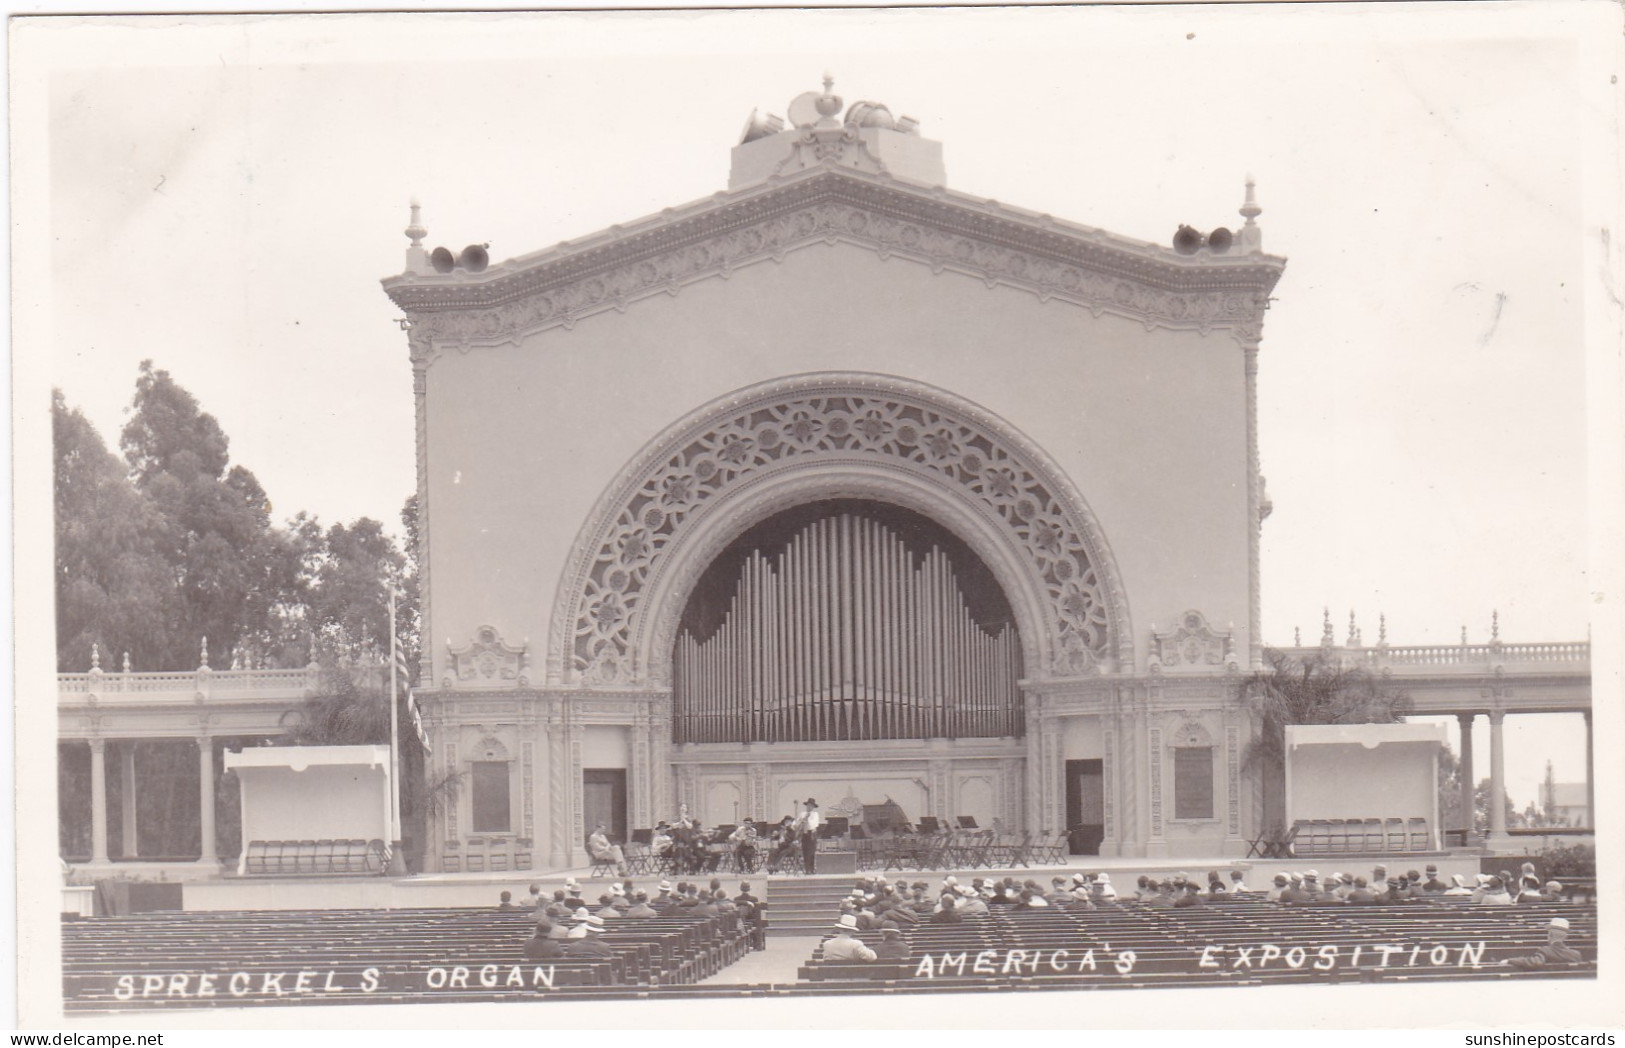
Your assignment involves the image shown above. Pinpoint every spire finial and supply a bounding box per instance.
[1240,174,1261,226]
[200,636,210,670]
[1348,609,1358,646]
[90,644,101,672]
[1378,613,1387,646]
[814,73,843,126]
[1294,625,1301,647]
[122,651,131,674]
[1491,609,1500,643]
[405,198,427,248]
[1461,625,1468,645]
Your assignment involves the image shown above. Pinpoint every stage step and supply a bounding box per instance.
[759,869,1098,937]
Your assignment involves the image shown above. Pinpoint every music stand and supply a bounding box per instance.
[957,816,978,829]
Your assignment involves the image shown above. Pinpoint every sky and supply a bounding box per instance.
[17,5,1620,808]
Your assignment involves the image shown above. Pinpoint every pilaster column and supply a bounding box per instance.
[1243,339,1264,670]
[197,735,218,866]
[1456,713,1476,843]
[1488,710,1508,841]
[546,706,569,869]
[1583,711,1593,829]
[1023,706,1043,836]
[89,738,109,864]
[1146,720,1168,857]
[119,744,139,859]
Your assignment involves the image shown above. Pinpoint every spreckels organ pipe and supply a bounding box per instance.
[673,511,1022,744]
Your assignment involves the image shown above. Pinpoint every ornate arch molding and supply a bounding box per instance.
[547,373,1133,687]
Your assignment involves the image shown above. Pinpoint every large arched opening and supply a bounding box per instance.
[672,498,1024,745]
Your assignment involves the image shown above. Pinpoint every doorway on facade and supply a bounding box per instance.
[1065,758,1104,855]
[582,769,628,846]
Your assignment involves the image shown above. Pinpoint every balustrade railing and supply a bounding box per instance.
[1287,640,1588,669]
[59,666,319,702]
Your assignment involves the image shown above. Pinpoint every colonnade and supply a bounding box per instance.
[1454,709,1594,841]
[77,736,221,868]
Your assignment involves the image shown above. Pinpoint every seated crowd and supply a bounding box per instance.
[512,875,769,968]
[815,861,1585,972]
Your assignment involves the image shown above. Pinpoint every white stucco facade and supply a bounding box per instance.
[384,83,1286,869]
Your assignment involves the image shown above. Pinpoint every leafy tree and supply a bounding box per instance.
[1474,777,1517,836]
[1238,649,1412,833]
[56,362,430,863]
[117,361,291,669]
[54,389,177,670]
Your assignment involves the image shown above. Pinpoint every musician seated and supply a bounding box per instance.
[652,822,674,856]
[587,823,629,876]
[730,820,760,870]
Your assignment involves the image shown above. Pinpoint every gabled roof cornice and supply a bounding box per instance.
[384,163,1286,356]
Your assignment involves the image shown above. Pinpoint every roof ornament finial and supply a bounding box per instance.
[1293,625,1301,647]
[90,643,101,672]
[1238,175,1264,254]
[1378,613,1387,647]
[814,73,844,129]
[122,651,132,674]
[1348,609,1358,646]
[1240,175,1261,226]
[405,197,427,248]
[200,635,210,670]
[1491,609,1501,644]
[1321,607,1334,647]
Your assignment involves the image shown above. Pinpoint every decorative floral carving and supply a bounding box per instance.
[446,626,530,689]
[560,378,1126,685]
[388,174,1280,352]
[1148,610,1237,673]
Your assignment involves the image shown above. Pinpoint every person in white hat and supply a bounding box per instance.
[1229,870,1252,894]
[1505,916,1583,969]
[565,912,615,960]
[943,884,978,916]
[1093,872,1117,900]
[1442,874,1474,897]
[822,913,877,962]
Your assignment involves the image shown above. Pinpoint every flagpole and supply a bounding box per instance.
[388,589,403,868]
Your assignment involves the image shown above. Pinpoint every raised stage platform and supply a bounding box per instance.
[174,852,1483,915]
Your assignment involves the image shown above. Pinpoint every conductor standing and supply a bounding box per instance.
[798,799,823,875]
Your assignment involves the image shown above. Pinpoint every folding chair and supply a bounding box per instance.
[1407,817,1429,851]
[1384,817,1407,852]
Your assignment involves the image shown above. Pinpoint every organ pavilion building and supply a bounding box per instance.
[382,80,1287,872]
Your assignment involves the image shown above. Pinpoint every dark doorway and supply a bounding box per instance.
[1065,758,1105,855]
[582,769,628,844]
